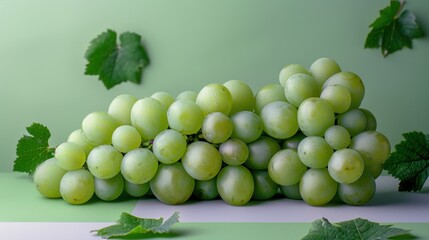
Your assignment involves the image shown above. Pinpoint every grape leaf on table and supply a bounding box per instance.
[302,218,413,240]
[92,211,179,239]
[13,123,55,174]
[84,29,150,89]
[383,131,429,192]
[364,0,424,57]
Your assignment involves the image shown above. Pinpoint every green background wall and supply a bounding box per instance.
[1,0,428,171]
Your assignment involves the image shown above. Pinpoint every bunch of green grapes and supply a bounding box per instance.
[33,57,390,207]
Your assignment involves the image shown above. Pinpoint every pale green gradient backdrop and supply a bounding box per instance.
[1,0,428,171]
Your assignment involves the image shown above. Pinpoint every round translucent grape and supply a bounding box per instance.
[337,109,367,136]
[60,169,94,205]
[176,91,197,102]
[108,94,137,125]
[54,142,86,171]
[67,129,94,156]
[131,97,168,141]
[297,97,335,136]
[251,170,278,200]
[202,112,233,144]
[217,165,254,206]
[281,131,306,150]
[260,101,299,139]
[268,149,307,186]
[349,131,391,166]
[94,173,124,201]
[254,84,287,114]
[360,108,377,131]
[150,162,195,205]
[297,136,333,168]
[219,138,249,165]
[223,79,255,114]
[181,141,222,180]
[323,71,365,109]
[193,177,219,200]
[196,83,232,116]
[324,125,351,150]
[112,125,142,153]
[309,57,341,87]
[299,168,338,206]
[151,91,175,108]
[279,183,302,200]
[121,148,158,184]
[152,129,187,164]
[278,64,310,87]
[338,171,376,205]
[124,181,150,198]
[364,163,384,179]
[230,111,263,143]
[33,158,67,198]
[245,136,281,170]
[167,99,204,135]
[284,73,320,108]
[320,85,351,113]
[328,149,364,184]
[87,145,123,179]
[82,111,120,146]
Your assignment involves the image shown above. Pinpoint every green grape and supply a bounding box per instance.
[82,111,119,146]
[202,112,233,144]
[251,170,278,200]
[320,85,351,114]
[67,129,94,156]
[254,84,287,114]
[87,145,123,179]
[124,180,150,198]
[278,64,310,87]
[281,131,306,150]
[245,136,281,170]
[297,136,333,168]
[268,149,307,186]
[217,165,254,206]
[284,73,320,108]
[327,149,364,184]
[297,97,335,136]
[60,169,94,205]
[218,138,249,166]
[193,177,219,200]
[152,129,187,164]
[112,125,142,153]
[230,111,263,143]
[309,57,341,87]
[324,125,350,150]
[337,109,367,136]
[33,158,67,198]
[223,79,255,114]
[181,141,222,180]
[108,94,137,125]
[360,108,377,131]
[94,173,124,201]
[279,183,302,200]
[299,168,338,206]
[150,162,195,205]
[54,142,86,171]
[260,101,299,139]
[349,131,391,166]
[323,71,365,109]
[196,83,232,116]
[151,91,175,108]
[121,148,158,184]
[131,97,168,141]
[167,99,204,135]
[337,171,375,205]
[364,163,384,179]
[176,90,197,102]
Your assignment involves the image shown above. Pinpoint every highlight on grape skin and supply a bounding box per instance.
[32,57,391,206]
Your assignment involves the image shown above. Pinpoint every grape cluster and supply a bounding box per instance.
[33,57,390,206]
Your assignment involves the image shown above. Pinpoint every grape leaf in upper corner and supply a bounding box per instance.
[364,0,425,57]
[84,29,150,89]
[383,131,429,192]
[13,123,55,174]
[302,218,414,240]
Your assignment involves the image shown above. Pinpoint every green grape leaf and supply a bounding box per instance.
[302,218,414,240]
[13,123,55,174]
[383,131,429,192]
[92,211,179,239]
[364,0,424,57]
[84,29,150,89]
